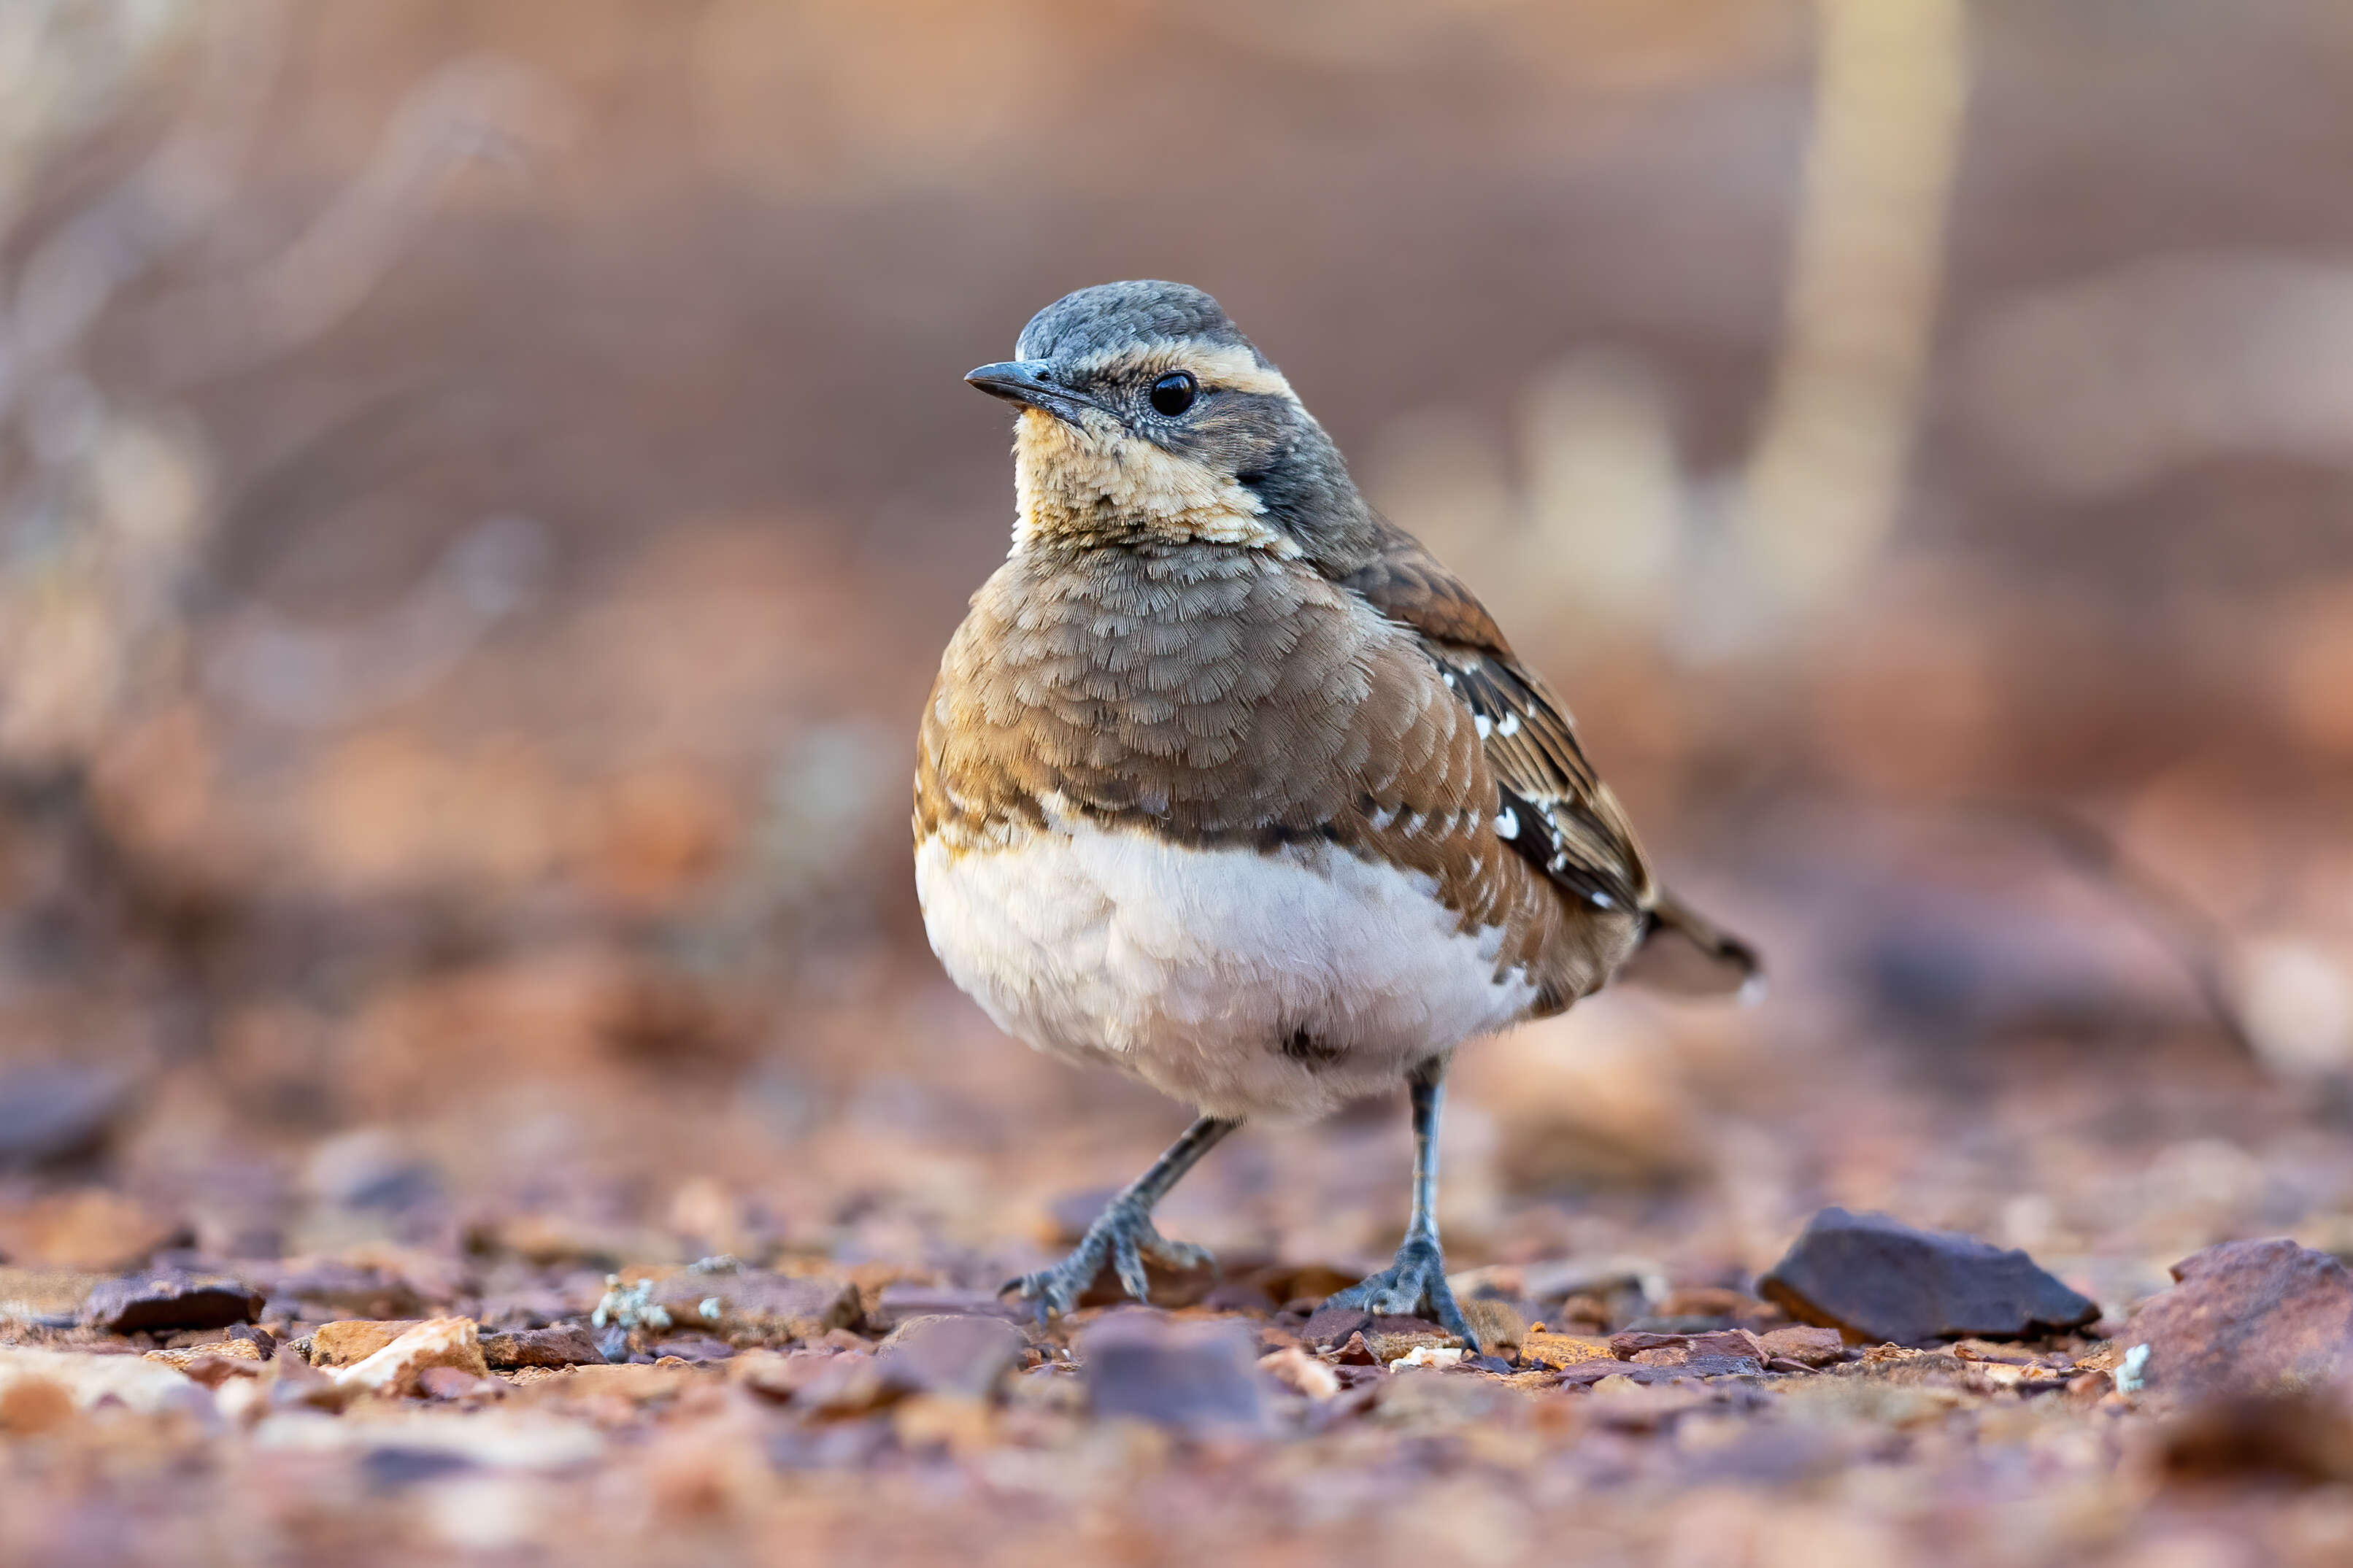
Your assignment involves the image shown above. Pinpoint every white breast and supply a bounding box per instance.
[914,822,1536,1121]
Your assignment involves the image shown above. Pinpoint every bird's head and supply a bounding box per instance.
[967,280,1374,565]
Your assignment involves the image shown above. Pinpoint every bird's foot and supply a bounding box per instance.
[1000,1199,1214,1324]
[1325,1233,1479,1350]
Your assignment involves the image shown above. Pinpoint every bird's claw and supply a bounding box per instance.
[999,1202,1214,1323]
[1325,1234,1480,1351]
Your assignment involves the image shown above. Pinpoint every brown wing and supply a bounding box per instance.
[1339,518,1760,995]
[1339,519,1649,912]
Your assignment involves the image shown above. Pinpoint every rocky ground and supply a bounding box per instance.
[7,1111,2353,1568]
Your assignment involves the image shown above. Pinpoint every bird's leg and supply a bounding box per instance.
[1323,1055,1480,1349]
[1001,1115,1240,1323]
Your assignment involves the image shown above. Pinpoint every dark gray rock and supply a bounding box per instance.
[0,1065,128,1171]
[82,1268,264,1334]
[1757,1207,2097,1345]
[1080,1311,1267,1434]
[255,1260,428,1321]
[877,1313,1028,1397]
[361,1446,477,1491]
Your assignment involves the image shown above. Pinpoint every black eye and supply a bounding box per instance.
[1149,372,1197,417]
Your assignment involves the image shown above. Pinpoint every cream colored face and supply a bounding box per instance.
[1006,341,1307,555]
[1012,409,1298,555]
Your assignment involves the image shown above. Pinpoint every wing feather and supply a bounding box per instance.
[1338,518,1759,996]
[1339,520,1649,914]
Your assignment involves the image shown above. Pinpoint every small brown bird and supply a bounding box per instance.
[915,281,1756,1345]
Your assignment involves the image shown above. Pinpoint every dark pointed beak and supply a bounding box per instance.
[964,360,1100,424]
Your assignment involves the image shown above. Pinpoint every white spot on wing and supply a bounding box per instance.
[1495,808,1519,840]
[1495,712,1520,737]
[1474,714,1493,739]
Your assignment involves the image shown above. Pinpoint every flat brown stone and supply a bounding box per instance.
[482,1324,606,1369]
[1079,1311,1267,1433]
[2127,1238,2353,1407]
[877,1313,1028,1398]
[1301,1303,1369,1347]
[1759,1324,1849,1367]
[1611,1328,1767,1369]
[1360,1315,1457,1363]
[1517,1330,1617,1369]
[868,1286,1028,1335]
[310,1319,423,1367]
[81,1269,264,1335]
[331,1317,489,1397]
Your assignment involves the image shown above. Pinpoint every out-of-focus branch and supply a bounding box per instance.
[1733,0,1968,608]
[0,4,558,771]
[3,0,278,422]
[0,0,236,772]
[1399,0,1971,654]
[1981,800,2260,1062]
[0,3,559,1032]
[142,55,566,387]
[0,0,194,238]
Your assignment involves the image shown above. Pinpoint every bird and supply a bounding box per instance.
[914,280,1757,1348]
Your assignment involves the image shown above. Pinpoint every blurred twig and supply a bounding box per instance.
[0,1,561,1053]
[0,0,239,771]
[142,54,566,387]
[1733,0,1968,607]
[2,0,277,425]
[1973,799,2260,1061]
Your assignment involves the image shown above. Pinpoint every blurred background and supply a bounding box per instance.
[4,0,2352,1317]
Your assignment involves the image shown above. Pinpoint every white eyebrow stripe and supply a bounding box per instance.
[1185,344,1297,399]
[1067,341,1298,402]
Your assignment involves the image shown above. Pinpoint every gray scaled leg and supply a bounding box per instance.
[1322,1055,1480,1349]
[1001,1115,1239,1323]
